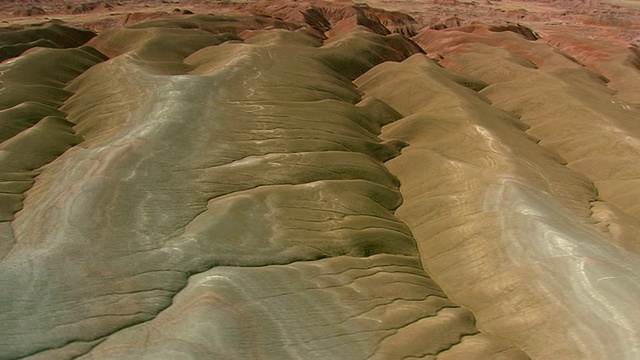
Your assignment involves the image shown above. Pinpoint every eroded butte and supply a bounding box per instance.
[1,0,639,359]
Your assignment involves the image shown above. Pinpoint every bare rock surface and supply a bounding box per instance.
[1,1,640,359]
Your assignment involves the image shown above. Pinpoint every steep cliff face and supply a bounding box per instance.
[1,1,640,359]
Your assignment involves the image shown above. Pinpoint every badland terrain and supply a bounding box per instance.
[1,0,640,358]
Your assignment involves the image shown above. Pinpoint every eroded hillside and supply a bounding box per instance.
[1,1,639,359]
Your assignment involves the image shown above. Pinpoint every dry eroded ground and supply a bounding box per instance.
[1,0,640,359]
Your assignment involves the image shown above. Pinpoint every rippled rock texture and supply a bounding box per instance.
[1,2,640,359]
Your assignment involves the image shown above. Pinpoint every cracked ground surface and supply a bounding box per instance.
[1,1,640,359]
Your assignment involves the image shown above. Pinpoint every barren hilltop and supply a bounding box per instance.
[1,0,640,359]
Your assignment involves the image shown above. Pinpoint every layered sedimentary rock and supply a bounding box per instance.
[357,53,640,359]
[1,1,640,359]
[1,13,524,360]
[0,23,96,63]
